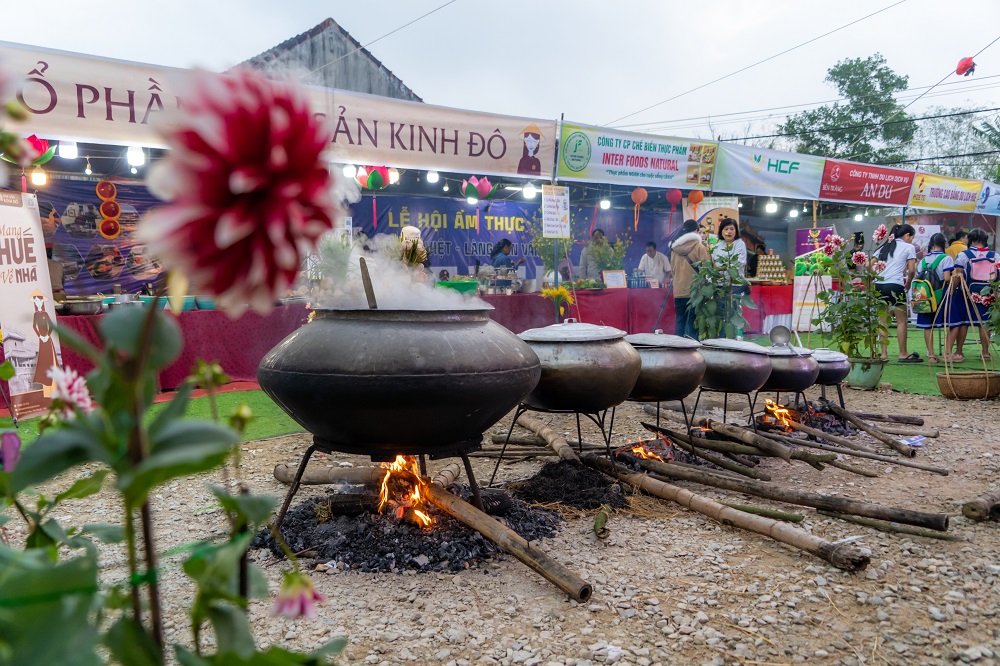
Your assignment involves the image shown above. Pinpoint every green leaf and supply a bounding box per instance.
[105,617,163,666]
[99,307,183,370]
[209,486,277,529]
[183,533,252,592]
[148,381,194,441]
[81,522,126,544]
[54,470,109,506]
[119,432,235,506]
[0,361,13,381]
[175,646,212,666]
[206,601,256,659]
[150,419,239,456]
[311,636,348,660]
[740,294,757,309]
[9,429,103,494]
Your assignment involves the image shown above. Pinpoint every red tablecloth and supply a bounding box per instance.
[479,294,554,333]
[56,304,309,390]
[745,285,794,333]
[628,289,676,334]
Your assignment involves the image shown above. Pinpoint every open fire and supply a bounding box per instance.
[378,455,433,527]
[764,399,794,429]
[615,439,673,463]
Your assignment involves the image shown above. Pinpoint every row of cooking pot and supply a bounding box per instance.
[517,321,851,415]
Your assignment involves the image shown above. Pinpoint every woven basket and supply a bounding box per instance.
[936,371,1000,400]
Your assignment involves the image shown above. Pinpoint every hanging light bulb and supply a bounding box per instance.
[130,166,138,175]
[30,166,47,186]
[600,199,611,210]
[466,196,478,205]
[388,168,400,184]
[765,199,778,214]
[523,183,537,199]
[58,140,78,160]
[426,171,439,183]
[863,209,870,217]
[84,159,92,176]
[788,209,799,218]
[802,203,808,213]
[126,146,145,167]
[343,164,357,178]
[442,183,450,192]
[737,201,743,208]
[854,213,863,222]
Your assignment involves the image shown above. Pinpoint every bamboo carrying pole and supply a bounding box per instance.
[583,455,870,571]
[421,480,593,601]
[627,455,950,531]
[753,425,950,476]
[821,401,916,457]
[722,502,805,522]
[961,490,1000,522]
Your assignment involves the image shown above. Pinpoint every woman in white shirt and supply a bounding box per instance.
[711,217,749,337]
[875,223,918,362]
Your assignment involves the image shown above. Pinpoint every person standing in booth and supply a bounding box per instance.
[712,217,749,338]
[578,229,606,282]
[490,239,525,270]
[669,220,710,339]
[638,241,671,286]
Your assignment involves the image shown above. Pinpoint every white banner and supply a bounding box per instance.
[0,41,557,179]
[0,191,62,419]
[713,144,826,200]
[975,180,1000,215]
[541,185,570,238]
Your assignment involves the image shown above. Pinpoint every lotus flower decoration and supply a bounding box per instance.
[357,165,390,190]
[0,134,56,167]
[460,176,498,200]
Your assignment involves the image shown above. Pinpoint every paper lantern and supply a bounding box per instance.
[631,187,648,232]
[99,218,122,240]
[460,176,499,200]
[100,200,121,220]
[665,189,683,237]
[96,180,117,201]
[356,166,390,190]
[688,189,704,218]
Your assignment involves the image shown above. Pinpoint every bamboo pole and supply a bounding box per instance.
[961,490,1000,522]
[516,414,579,461]
[647,423,836,466]
[421,480,593,601]
[852,412,924,426]
[822,401,916,457]
[583,455,870,571]
[777,419,875,453]
[721,502,805,522]
[818,511,965,541]
[700,419,793,462]
[431,463,463,488]
[627,455,950,531]
[824,459,879,478]
[490,435,549,447]
[753,426,949,476]
[865,423,939,438]
[273,465,384,486]
[667,435,772,481]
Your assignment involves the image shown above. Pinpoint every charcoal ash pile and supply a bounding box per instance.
[251,491,562,574]
[509,459,629,510]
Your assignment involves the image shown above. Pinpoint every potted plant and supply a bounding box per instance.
[811,228,890,389]
[689,248,757,339]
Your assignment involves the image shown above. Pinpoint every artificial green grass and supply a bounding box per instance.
[1,390,304,448]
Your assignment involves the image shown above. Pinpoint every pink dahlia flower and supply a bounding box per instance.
[851,251,868,266]
[272,570,325,619]
[1,432,21,472]
[873,224,888,243]
[872,260,887,273]
[821,243,835,257]
[47,366,95,419]
[139,68,342,314]
[828,234,846,249]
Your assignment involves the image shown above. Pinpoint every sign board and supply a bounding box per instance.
[908,172,981,212]
[557,122,717,189]
[818,159,914,206]
[541,185,570,238]
[0,191,62,419]
[713,144,825,200]
[975,180,1000,215]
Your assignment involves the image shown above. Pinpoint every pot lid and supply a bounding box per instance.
[811,348,849,363]
[700,338,771,355]
[519,320,627,342]
[765,345,814,357]
[626,333,702,349]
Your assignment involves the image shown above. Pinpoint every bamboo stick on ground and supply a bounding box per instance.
[851,412,924,426]
[721,502,805,522]
[753,426,949,476]
[515,414,579,461]
[667,436,772,481]
[666,460,750,481]
[431,463,463,488]
[824,459,879,478]
[961,491,1000,522]
[779,419,875,453]
[583,454,870,571]
[701,419,794,462]
[865,423,939,438]
[822,401,916,458]
[818,511,965,541]
[421,480,593,601]
[490,435,549,447]
[273,465,385,486]
[646,423,836,467]
[626,455,950,531]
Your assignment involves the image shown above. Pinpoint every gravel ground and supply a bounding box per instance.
[5,387,1000,665]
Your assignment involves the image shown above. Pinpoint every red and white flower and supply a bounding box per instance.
[828,234,846,249]
[872,260,887,273]
[272,570,325,619]
[821,243,836,257]
[851,251,868,266]
[47,366,95,419]
[873,224,888,243]
[139,68,343,314]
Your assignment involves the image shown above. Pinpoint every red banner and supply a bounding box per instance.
[818,160,914,206]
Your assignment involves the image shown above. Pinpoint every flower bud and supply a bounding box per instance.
[4,100,28,121]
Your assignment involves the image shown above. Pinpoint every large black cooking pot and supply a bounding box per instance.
[625,333,705,402]
[699,338,772,393]
[519,321,641,413]
[258,308,541,459]
[761,346,820,392]
[812,349,851,385]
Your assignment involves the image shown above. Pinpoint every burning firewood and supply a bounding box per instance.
[582,454,871,572]
[619,453,950,532]
[757,414,875,454]
[699,418,793,462]
[961,491,1000,522]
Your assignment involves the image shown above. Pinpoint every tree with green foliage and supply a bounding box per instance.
[779,53,917,164]
[971,117,1000,181]
[908,106,996,180]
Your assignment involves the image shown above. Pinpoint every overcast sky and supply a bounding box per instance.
[3,0,1000,143]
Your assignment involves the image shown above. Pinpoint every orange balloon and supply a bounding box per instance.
[687,190,704,205]
[631,188,648,205]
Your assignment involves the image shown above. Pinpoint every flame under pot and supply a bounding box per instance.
[698,339,773,393]
[257,308,541,458]
[761,347,820,392]
[625,334,706,402]
[519,322,641,413]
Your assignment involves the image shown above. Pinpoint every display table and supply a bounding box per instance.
[56,304,309,390]
[746,285,795,335]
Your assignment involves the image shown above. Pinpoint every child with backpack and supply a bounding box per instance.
[947,228,997,362]
[912,233,953,364]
